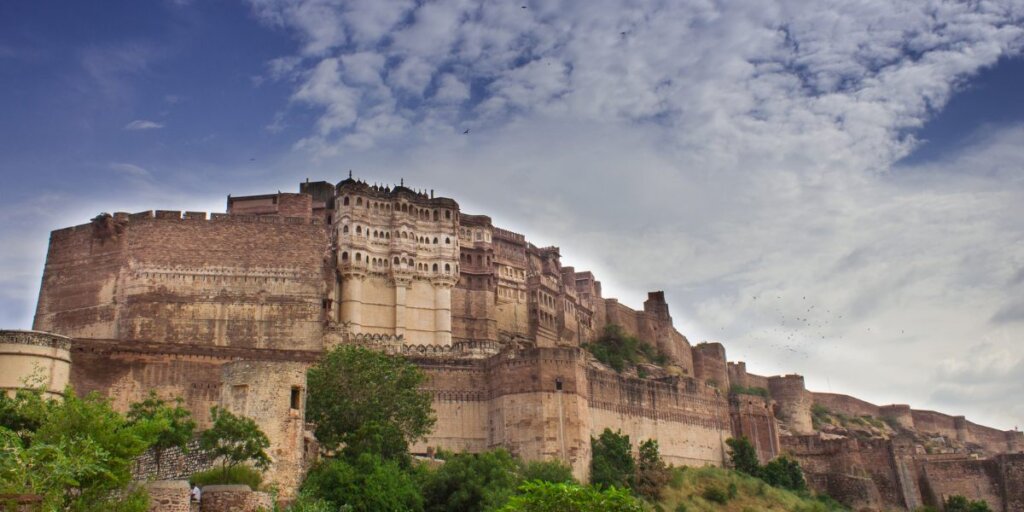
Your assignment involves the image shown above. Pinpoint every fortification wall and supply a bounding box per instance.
[812,392,882,419]
[144,480,191,512]
[729,394,779,463]
[451,287,498,342]
[487,348,593,480]
[0,330,71,397]
[769,375,813,434]
[920,458,1003,510]
[600,298,694,374]
[782,436,894,510]
[880,404,915,430]
[412,361,491,454]
[587,369,729,468]
[692,343,728,388]
[910,409,960,440]
[220,360,308,498]
[35,212,328,351]
[1000,453,1024,512]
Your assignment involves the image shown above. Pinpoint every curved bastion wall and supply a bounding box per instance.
[0,329,71,396]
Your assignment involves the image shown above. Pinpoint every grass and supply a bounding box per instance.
[655,466,848,512]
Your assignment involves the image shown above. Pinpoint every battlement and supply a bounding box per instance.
[51,209,323,237]
[492,226,525,243]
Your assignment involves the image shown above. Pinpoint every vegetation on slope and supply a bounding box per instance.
[583,324,668,372]
[659,465,847,512]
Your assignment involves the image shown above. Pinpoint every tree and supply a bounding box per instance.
[420,449,522,512]
[0,386,158,512]
[590,429,635,490]
[725,437,761,477]
[127,391,196,473]
[199,407,270,479]
[302,453,423,512]
[944,495,992,512]
[305,345,435,461]
[497,481,643,512]
[635,439,670,500]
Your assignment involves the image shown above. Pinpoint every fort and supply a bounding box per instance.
[5,175,1022,511]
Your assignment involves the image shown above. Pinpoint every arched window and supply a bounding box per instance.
[433,210,439,221]
[373,230,378,238]
[356,226,362,235]
[343,196,350,206]
[341,251,349,261]
[445,237,450,244]
[355,253,362,262]
[432,237,438,244]
[445,210,451,220]
[356,197,362,206]
[432,263,439,272]
[402,231,408,239]
[343,225,349,234]
[385,232,390,239]
[393,257,400,265]
[445,263,451,272]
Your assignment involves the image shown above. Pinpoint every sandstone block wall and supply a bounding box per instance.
[0,330,71,397]
[768,375,813,434]
[729,394,779,463]
[811,392,882,419]
[133,440,216,481]
[220,360,308,498]
[145,480,191,512]
[34,212,328,351]
[692,342,728,388]
[920,458,1003,510]
[200,485,273,512]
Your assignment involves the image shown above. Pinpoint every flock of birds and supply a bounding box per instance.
[715,293,904,363]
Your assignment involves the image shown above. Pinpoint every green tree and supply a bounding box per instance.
[521,459,576,484]
[944,495,992,512]
[497,481,643,512]
[0,386,158,512]
[635,439,670,500]
[420,449,522,512]
[127,390,196,473]
[305,345,435,461]
[761,456,806,492]
[591,429,635,490]
[199,406,271,480]
[725,436,761,477]
[302,453,423,512]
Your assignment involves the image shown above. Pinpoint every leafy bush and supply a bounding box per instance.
[761,456,806,492]
[302,453,423,512]
[420,449,522,512]
[191,465,263,489]
[496,481,643,512]
[636,439,670,501]
[726,437,761,477]
[944,495,992,512]
[583,325,665,372]
[701,485,730,504]
[284,491,334,512]
[521,459,576,484]
[590,429,635,490]
[127,391,195,473]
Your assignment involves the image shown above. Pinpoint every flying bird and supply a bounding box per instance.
[463,129,470,134]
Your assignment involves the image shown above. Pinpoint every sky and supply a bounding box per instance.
[1,0,1023,430]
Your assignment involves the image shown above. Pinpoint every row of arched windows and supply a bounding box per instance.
[339,251,456,274]
[341,196,454,222]
[341,224,453,246]
[460,253,491,266]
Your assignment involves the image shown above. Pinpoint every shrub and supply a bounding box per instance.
[583,325,664,372]
[420,449,522,512]
[761,456,806,492]
[496,481,643,512]
[729,386,769,398]
[521,459,576,484]
[701,486,730,504]
[590,429,635,490]
[191,465,263,489]
[199,407,271,479]
[302,453,423,512]
[944,495,992,512]
[635,439,670,501]
[725,437,761,477]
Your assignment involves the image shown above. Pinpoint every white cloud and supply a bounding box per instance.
[123,119,164,130]
[237,0,1024,430]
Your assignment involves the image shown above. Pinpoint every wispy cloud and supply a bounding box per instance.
[123,119,164,130]
[109,162,151,177]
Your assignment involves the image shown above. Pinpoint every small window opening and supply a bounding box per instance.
[290,386,301,410]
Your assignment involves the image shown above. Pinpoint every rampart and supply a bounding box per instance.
[34,211,328,351]
[0,329,71,397]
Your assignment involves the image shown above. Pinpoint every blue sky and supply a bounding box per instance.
[2,0,1024,430]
